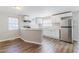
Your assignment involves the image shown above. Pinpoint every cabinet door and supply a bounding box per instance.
[52,15,61,23]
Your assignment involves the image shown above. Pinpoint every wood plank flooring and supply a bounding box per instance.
[0,37,74,53]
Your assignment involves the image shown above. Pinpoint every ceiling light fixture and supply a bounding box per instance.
[12,6,22,10]
[15,6,21,10]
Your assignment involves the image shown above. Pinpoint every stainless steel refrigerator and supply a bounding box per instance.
[60,16,72,43]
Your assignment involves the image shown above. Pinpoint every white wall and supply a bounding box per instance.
[18,15,40,29]
[72,11,79,41]
[0,13,19,41]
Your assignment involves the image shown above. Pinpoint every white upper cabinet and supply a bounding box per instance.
[52,12,72,24]
[52,15,61,23]
[60,12,72,17]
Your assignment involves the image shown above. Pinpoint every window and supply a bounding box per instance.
[42,19,52,27]
[8,17,18,30]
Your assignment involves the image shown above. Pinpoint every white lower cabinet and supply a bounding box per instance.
[20,29,42,44]
[43,29,59,39]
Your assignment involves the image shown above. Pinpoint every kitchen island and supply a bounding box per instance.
[20,28,42,44]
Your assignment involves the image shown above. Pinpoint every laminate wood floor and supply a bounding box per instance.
[0,37,74,53]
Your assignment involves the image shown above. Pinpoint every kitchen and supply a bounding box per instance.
[0,6,79,53]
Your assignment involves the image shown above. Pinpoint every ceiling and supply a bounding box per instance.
[0,6,79,17]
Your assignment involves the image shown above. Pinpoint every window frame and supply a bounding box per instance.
[8,16,19,30]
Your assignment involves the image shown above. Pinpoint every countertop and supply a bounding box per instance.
[20,28,42,30]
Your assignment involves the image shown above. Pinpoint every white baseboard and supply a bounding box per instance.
[0,37,41,45]
[21,38,41,45]
[43,35,59,40]
[72,39,77,42]
[0,37,20,42]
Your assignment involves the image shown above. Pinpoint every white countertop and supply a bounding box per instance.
[20,28,42,30]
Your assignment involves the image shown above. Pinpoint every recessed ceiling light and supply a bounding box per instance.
[15,6,21,10]
[12,6,22,10]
